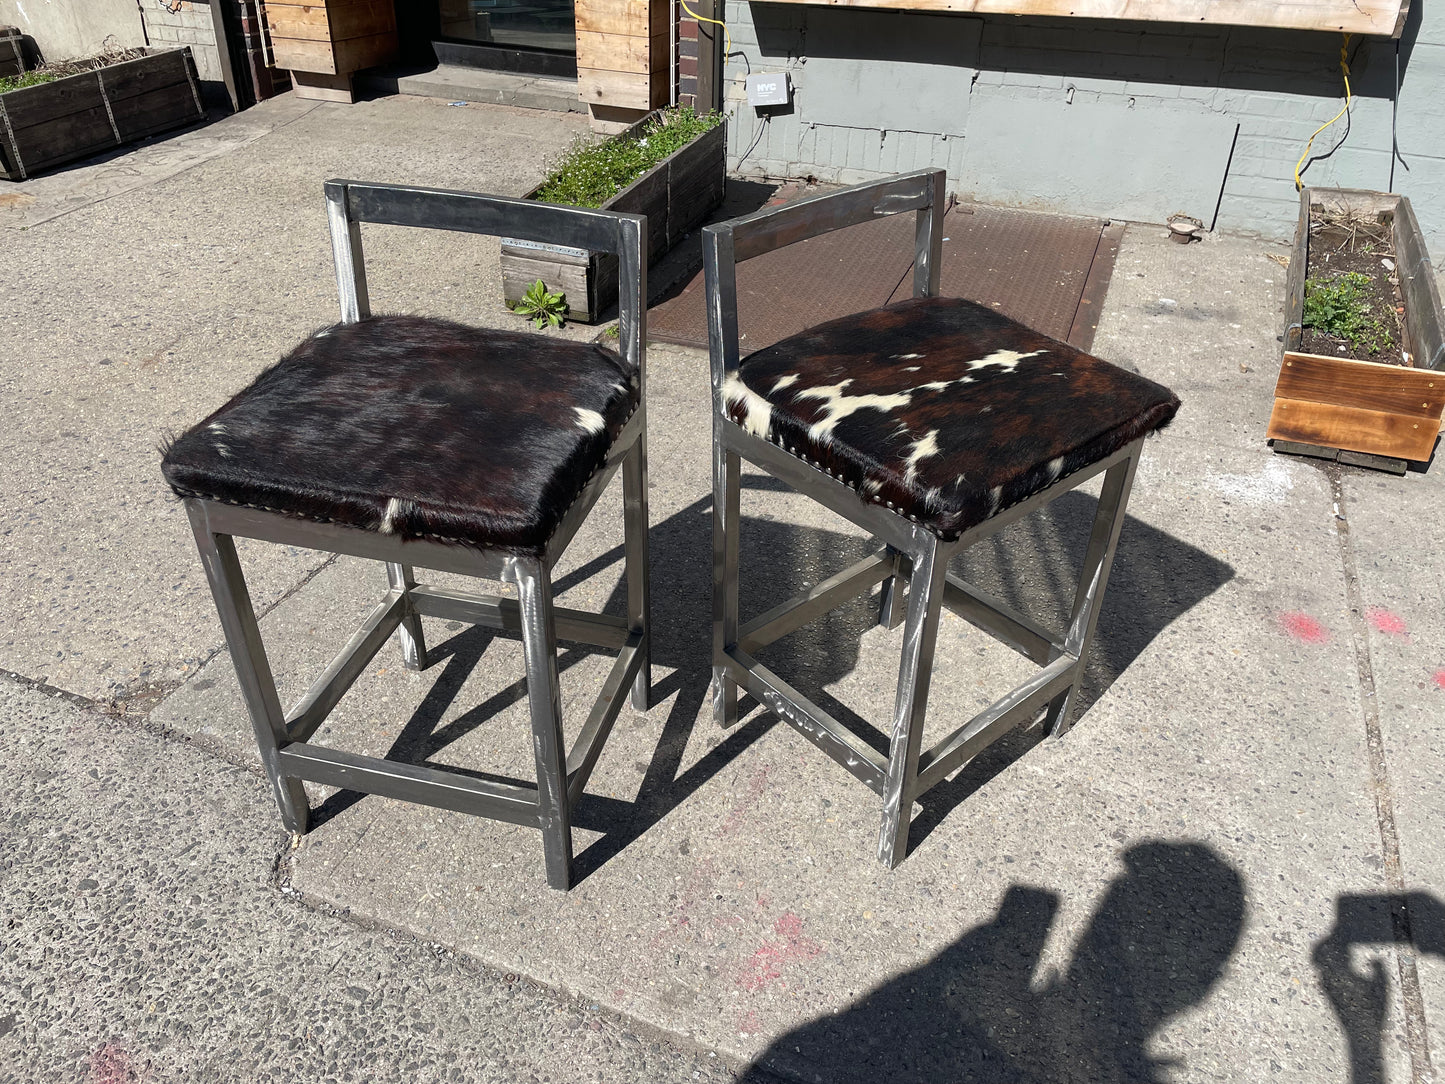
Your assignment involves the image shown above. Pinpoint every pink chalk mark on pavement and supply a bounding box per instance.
[1365,606,1410,639]
[1432,668,1445,691]
[1280,612,1330,644]
[90,1043,132,1084]
[738,911,822,993]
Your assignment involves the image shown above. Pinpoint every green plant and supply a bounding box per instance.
[533,107,723,209]
[0,70,58,93]
[508,279,568,329]
[1302,271,1394,354]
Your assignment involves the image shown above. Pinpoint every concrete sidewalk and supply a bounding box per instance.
[2,93,1443,1083]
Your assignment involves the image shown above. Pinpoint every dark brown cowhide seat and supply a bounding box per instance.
[162,314,639,556]
[724,296,1180,540]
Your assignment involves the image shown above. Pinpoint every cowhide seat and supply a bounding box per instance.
[162,180,651,890]
[703,169,1180,867]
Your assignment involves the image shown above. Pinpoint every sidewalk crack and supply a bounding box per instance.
[1327,462,1435,1084]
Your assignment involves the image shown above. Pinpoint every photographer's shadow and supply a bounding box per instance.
[746,840,1247,1084]
[1314,891,1445,1084]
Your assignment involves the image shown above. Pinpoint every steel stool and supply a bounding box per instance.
[162,180,651,890]
[703,170,1180,867]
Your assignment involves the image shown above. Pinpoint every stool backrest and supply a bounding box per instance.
[323,179,648,382]
[700,168,946,411]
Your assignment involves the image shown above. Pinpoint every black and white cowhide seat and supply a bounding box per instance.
[165,179,651,892]
[704,169,1181,871]
[163,314,639,556]
[724,296,1178,540]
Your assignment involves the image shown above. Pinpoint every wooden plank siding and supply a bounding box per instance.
[746,0,1408,37]
[576,0,670,112]
[268,0,397,77]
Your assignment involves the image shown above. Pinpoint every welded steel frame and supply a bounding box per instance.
[183,180,651,890]
[703,169,1142,867]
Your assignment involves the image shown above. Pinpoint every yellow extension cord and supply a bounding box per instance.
[1295,34,1353,190]
[679,0,733,65]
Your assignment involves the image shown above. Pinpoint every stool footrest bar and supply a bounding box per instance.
[277,743,542,827]
[286,593,406,741]
[915,653,1077,794]
[410,585,629,649]
[566,633,646,807]
[724,647,887,794]
[942,574,1060,665]
[739,549,894,653]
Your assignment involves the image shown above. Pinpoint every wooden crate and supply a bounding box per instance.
[500,114,727,323]
[1267,187,1445,470]
[267,0,398,103]
[0,48,205,182]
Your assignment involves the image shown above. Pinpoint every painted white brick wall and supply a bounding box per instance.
[141,1,222,84]
[722,3,1445,255]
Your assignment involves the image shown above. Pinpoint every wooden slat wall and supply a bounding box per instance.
[268,0,397,76]
[747,0,1407,37]
[577,0,670,112]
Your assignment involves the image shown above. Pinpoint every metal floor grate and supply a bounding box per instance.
[647,193,1122,355]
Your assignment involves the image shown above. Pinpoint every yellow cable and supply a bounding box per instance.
[1295,33,1353,190]
[680,0,733,66]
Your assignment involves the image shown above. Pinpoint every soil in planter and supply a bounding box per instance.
[1300,210,1408,365]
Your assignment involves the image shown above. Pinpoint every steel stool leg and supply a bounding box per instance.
[877,547,908,630]
[386,562,429,671]
[186,506,309,834]
[622,434,651,711]
[878,535,949,868]
[1044,447,1141,738]
[516,557,573,890]
[711,439,741,728]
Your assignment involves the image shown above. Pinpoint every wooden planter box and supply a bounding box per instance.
[1267,187,1445,472]
[0,48,204,182]
[267,0,398,104]
[500,113,727,323]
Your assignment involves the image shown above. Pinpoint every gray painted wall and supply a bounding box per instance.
[0,0,146,62]
[722,2,1445,256]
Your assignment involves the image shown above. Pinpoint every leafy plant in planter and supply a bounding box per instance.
[1302,271,1394,355]
[0,70,55,93]
[535,107,723,209]
[500,106,728,323]
[509,279,569,329]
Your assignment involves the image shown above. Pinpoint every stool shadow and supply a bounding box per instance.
[742,840,1246,1084]
[310,479,1232,881]
[307,482,877,864]
[903,490,1234,848]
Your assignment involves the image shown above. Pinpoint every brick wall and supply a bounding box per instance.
[141,1,222,83]
[716,3,1445,255]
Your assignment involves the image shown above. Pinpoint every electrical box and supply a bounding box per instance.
[745,72,790,108]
